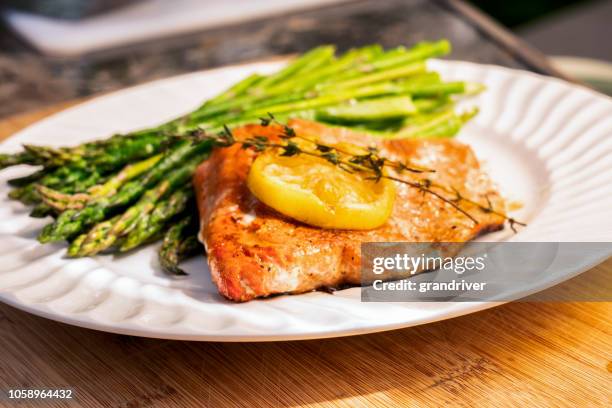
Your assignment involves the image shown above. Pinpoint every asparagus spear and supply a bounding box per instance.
[29,204,55,219]
[66,170,104,196]
[323,61,426,90]
[67,228,88,257]
[158,213,200,276]
[38,154,163,211]
[402,81,482,97]
[0,151,41,169]
[2,127,166,173]
[120,187,194,252]
[205,73,264,105]
[67,215,121,257]
[412,108,479,138]
[252,45,336,90]
[316,96,417,123]
[22,144,74,166]
[393,107,479,139]
[89,153,163,197]
[412,97,452,113]
[7,169,48,187]
[32,170,105,217]
[26,170,103,215]
[88,133,168,171]
[3,137,104,170]
[8,165,93,204]
[365,40,450,70]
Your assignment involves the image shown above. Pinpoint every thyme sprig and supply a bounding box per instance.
[186,116,525,231]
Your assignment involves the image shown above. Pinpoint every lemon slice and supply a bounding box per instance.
[247,149,396,230]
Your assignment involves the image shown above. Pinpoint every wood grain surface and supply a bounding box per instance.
[0,106,610,408]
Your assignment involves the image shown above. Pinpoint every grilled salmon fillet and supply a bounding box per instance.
[194,119,505,301]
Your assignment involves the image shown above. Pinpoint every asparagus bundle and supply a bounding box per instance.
[0,39,484,274]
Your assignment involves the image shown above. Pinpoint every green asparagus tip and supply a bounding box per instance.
[0,154,10,169]
[159,261,189,276]
[464,82,487,95]
[8,188,24,200]
[438,39,452,54]
[30,205,54,219]
[414,39,452,56]
[460,107,480,122]
[38,225,59,244]
[67,240,85,258]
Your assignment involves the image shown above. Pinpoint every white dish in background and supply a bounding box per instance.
[3,0,347,56]
[0,59,611,341]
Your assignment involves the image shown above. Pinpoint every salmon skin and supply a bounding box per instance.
[194,119,505,302]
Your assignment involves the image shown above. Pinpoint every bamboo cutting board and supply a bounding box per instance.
[0,106,611,407]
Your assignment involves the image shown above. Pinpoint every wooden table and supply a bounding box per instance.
[1,100,611,408]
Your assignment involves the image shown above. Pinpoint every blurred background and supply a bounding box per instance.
[0,0,610,119]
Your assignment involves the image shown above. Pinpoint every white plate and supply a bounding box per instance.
[1,60,611,341]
